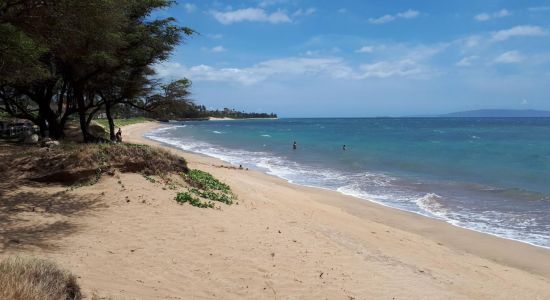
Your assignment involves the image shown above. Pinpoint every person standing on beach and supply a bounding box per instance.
[293,141,297,150]
[116,128,122,143]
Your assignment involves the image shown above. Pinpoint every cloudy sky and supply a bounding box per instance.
[154,0,550,117]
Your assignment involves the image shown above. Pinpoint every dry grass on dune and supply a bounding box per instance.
[100,143,189,175]
[6,142,188,185]
[0,256,81,300]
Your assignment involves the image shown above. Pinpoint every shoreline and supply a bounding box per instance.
[127,122,550,277]
[207,117,278,121]
[141,122,550,251]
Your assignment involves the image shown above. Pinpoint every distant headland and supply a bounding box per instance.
[437,109,550,118]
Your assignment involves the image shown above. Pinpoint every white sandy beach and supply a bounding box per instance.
[1,121,550,299]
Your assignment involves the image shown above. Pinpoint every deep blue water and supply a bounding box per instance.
[145,118,550,248]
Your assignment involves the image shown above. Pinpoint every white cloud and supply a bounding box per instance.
[154,40,446,85]
[494,51,524,64]
[451,35,483,53]
[474,9,511,22]
[154,50,440,86]
[462,35,482,48]
[258,57,352,78]
[491,25,547,41]
[397,9,420,19]
[154,58,354,85]
[456,56,478,67]
[155,62,259,85]
[211,46,227,53]
[357,59,432,79]
[496,9,511,17]
[292,7,316,17]
[183,3,197,13]
[391,43,447,61]
[369,9,420,24]
[369,15,395,24]
[211,8,291,25]
[338,8,347,14]
[356,46,374,53]
[474,13,490,22]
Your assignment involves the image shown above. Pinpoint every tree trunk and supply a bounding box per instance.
[105,101,115,141]
[78,109,89,142]
[47,116,64,139]
[37,95,64,139]
[74,87,90,142]
[85,105,103,141]
[37,117,48,138]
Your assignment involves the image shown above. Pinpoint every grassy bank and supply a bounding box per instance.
[3,142,187,186]
[3,139,236,210]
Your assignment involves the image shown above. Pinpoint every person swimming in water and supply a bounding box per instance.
[293,141,297,150]
[342,144,346,151]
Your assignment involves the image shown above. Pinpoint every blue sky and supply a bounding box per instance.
[154,0,550,117]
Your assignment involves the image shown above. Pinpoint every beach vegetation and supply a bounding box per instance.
[185,169,231,192]
[189,188,234,205]
[4,141,188,186]
[86,143,189,183]
[143,174,156,183]
[0,256,82,300]
[175,169,235,208]
[175,191,215,208]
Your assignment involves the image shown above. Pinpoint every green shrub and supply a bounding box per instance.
[189,188,233,205]
[175,169,236,208]
[185,169,230,192]
[175,192,215,208]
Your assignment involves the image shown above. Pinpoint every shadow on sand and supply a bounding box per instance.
[0,187,106,252]
[0,141,109,253]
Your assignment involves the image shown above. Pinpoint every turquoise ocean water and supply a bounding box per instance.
[145,118,550,248]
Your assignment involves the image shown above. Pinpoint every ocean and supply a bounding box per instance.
[145,118,550,248]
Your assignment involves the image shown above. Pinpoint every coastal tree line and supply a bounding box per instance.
[199,108,277,119]
[0,0,196,141]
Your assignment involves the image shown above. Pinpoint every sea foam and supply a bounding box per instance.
[144,121,550,249]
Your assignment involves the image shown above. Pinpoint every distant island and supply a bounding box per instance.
[194,106,277,120]
[151,105,278,122]
[438,109,550,118]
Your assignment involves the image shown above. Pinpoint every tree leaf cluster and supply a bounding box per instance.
[0,0,195,141]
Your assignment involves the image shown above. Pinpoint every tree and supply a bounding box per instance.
[0,0,195,141]
[147,79,196,120]
[0,24,46,85]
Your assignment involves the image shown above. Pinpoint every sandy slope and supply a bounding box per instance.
[1,122,549,299]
